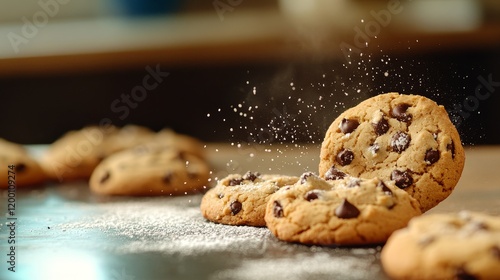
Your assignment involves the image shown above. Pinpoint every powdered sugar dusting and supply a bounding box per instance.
[59,196,270,256]
[391,132,410,153]
[393,134,409,148]
[211,251,381,280]
[56,196,385,279]
[369,143,380,156]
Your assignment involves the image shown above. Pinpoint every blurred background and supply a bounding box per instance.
[1,0,500,146]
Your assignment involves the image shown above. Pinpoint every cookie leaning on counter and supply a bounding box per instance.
[319,92,465,212]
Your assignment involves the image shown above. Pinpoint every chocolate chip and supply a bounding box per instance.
[336,149,354,166]
[378,181,393,196]
[447,141,456,159]
[335,199,360,219]
[100,171,110,184]
[243,171,260,181]
[217,193,224,199]
[491,246,500,259]
[187,171,198,179]
[340,118,359,134]
[163,172,174,184]
[304,190,320,201]
[300,172,315,184]
[347,179,361,188]
[425,149,440,165]
[273,201,284,218]
[15,163,26,173]
[325,165,346,180]
[230,201,242,215]
[177,151,187,161]
[391,132,411,153]
[391,103,412,123]
[391,170,413,189]
[455,267,477,280]
[228,177,243,186]
[471,221,489,231]
[372,118,389,136]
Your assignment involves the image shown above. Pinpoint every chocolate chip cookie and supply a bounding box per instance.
[89,145,210,196]
[0,138,47,188]
[381,211,500,280]
[264,172,422,245]
[200,172,299,226]
[151,128,207,160]
[319,92,465,212]
[41,125,154,182]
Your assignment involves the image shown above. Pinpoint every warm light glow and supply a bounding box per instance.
[28,249,103,280]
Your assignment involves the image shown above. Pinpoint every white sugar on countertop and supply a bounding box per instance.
[58,196,384,279]
[211,251,381,280]
[59,196,271,256]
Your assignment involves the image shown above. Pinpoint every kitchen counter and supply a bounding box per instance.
[0,144,499,280]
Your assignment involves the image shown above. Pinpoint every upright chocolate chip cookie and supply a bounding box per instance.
[89,145,210,196]
[264,172,422,245]
[0,138,47,188]
[200,172,299,226]
[319,92,465,212]
[381,211,500,280]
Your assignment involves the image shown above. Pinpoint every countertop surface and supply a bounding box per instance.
[1,144,499,280]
